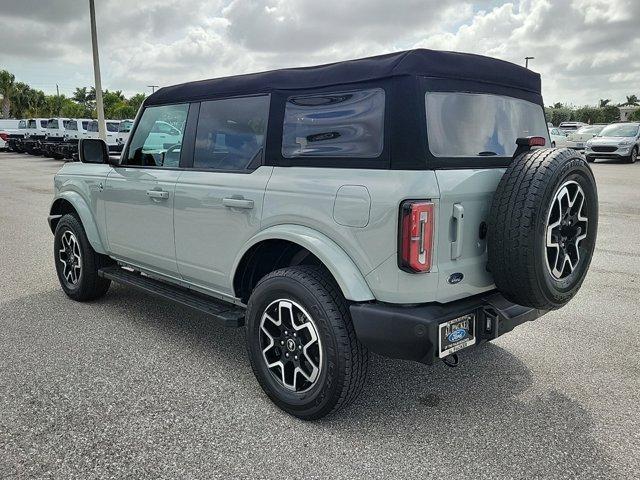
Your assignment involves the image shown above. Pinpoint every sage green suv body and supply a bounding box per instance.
[49,50,598,419]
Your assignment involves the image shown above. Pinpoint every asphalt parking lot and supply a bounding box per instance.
[0,152,638,479]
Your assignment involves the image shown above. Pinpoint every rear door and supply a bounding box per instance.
[424,90,550,301]
[104,103,189,277]
[173,95,272,296]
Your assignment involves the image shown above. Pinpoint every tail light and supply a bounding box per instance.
[399,200,434,273]
[0,133,8,142]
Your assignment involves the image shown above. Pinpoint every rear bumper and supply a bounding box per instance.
[350,292,547,364]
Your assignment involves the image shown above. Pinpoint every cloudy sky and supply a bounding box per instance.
[0,0,638,106]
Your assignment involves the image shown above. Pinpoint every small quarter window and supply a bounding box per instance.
[282,88,385,158]
[124,104,189,168]
[193,95,269,171]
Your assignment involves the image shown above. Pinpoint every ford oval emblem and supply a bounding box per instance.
[448,328,467,343]
[448,273,464,284]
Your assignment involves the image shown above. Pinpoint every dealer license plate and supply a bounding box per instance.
[439,314,476,358]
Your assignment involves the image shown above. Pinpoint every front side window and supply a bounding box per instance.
[48,119,59,129]
[124,104,189,168]
[86,121,98,132]
[425,92,549,157]
[40,120,48,128]
[282,88,385,158]
[193,95,269,171]
[107,122,119,132]
[27,120,36,129]
[65,120,78,131]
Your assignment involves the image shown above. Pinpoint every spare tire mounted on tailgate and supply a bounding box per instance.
[487,148,598,310]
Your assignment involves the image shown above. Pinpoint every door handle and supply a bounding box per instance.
[222,197,254,209]
[146,189,169,200]
[451,203,464,260]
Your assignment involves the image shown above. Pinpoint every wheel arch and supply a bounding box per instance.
[49,192,107,254]
[232,225,375,303]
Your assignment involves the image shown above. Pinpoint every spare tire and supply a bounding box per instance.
[487,148,598,310]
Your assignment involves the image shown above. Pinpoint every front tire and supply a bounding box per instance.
[245,266,368,420]
[54,214,112,301]
[628,147,638,164]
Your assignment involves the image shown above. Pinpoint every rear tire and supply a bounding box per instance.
[245,265,368,420]
[487,148,598,310]
[54,214,112,301]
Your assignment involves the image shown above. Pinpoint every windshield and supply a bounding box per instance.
[576,125,604,135]
[425,92,549,157]
[598,124,639,137]
[118,120,133,133]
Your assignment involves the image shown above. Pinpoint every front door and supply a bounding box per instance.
[103,102,190,278]
[173,95,271,296]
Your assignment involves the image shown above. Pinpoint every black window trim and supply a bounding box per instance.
[268,80,392,170]
[183,93,271,174]
[119,94,271,175]
[419,76,547,169]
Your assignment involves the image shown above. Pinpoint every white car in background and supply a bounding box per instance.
[114,119,134,152]
[549,127,569,147]
[558,121,587,134]
[566,124,606,151]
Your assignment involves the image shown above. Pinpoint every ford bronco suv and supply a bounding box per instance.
[49,50,598,420]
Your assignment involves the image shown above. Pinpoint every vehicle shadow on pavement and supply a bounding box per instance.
[0,286,618,479]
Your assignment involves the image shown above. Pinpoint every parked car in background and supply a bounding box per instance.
[114,119,134,152]
[40,118,72,158]
[22,118,49,154]
[53,119,94,159]
[0,130,8,150]
[5,120,27,152]
[585,122,639,163]
[566,124,606,151]
[558,121,587,134]
[549,127,569,147]
[49,49,599,420]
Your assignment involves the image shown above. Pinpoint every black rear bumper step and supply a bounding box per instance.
[98,266,245,327]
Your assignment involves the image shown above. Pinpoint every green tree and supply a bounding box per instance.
[621,95,639,106]
[0,69,16,118]
[629,109,640,121]
[598,99,610,108]
[601,105,620,123]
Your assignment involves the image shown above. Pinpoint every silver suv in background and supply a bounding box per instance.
[48,49,598,420]
[585,122,639,163]
[565,124,606,151]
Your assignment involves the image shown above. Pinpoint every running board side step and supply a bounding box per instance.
[98,266,245,327]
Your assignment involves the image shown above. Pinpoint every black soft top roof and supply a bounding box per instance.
[146,49,541,106]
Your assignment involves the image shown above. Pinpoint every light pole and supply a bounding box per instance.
[147,85,159,94]
[89,0,106,141]
[525,56,535,69]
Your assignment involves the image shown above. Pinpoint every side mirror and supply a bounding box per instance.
[78,138,109,164]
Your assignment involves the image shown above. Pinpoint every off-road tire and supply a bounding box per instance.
[245,265,368,420]
[54,214,112,301]
[487,148,598,310]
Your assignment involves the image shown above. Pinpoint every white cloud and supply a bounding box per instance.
[0,0,637,106]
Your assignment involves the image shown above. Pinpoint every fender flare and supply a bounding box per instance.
[49,191,107,254]
[232,225,375,302]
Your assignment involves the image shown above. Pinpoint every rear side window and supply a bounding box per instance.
[40,120,48,128]
[66,120,78,131]
[48,119,59,129]
[282,88,385,158]
[425,92,549,157]
[125,103,189,168]
[193,95,269,171]
[28,120,36,129]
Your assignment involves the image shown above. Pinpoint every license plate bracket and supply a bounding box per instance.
[439,314,476,358]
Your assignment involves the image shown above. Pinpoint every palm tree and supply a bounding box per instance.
[0,70,16,119]
[622,95,639,106]
[598,99,610,108]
